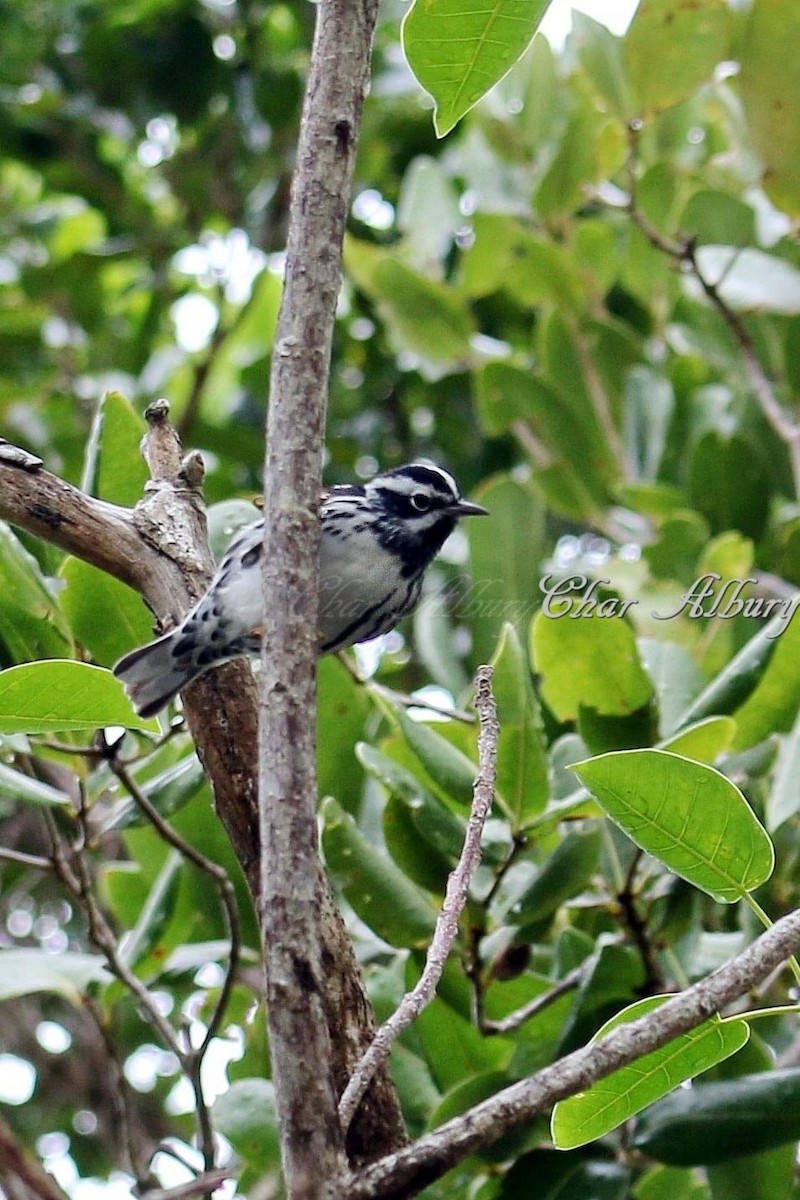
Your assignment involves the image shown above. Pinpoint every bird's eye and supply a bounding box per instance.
[410,492,432,512]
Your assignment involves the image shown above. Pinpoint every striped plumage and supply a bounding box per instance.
[114,463,487,717]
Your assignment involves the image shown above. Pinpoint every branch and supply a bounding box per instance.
[347,906,800,1199]
[338,666,498,1133]
[256,0,395,1194]
[0,412,406,1168]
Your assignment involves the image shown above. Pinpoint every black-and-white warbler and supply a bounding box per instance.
[114,462,488,717]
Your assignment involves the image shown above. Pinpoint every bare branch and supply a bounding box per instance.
[481,964,585,1037]
[257,0,397,1192]
[347,905,800,1200]
[338,666,498,1134]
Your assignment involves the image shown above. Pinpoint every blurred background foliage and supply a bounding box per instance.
[3,1,800,1198]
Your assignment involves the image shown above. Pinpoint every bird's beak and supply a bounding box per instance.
[451,499,489,518]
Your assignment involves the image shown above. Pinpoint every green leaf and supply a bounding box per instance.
[83,390,148,507]
[638,639,704,737]
[0,948,110,1003]
[60,557,153,666]
[496,826,602,932]
[490,623,549,825]
[213,1079,280,1174]
[370,258,474,368]
[674,617,782,732]
[624,0,732,115]
[317,656,370,813]
[0,523,70,661]
[0,661,158,733]
[552,997,749,1150]
[689,432,770,539]
[402,0,550,138]
[321,796,438,948]
[632,1068,800,1166]
[383,792,452,892]
[660,717,737,765]
[395,707,477,809]
[740,0,800,215]
[466,475,545,664]
[358,742,467,863]
[572,749,775,903]
[0,762,71,807]
[731,610,800,750]
[531,610,654,721]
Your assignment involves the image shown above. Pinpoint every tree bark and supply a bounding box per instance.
[256,0,398,1193]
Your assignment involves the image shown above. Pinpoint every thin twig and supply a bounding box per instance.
[109,757,241,1056]
[338,666,499,1134]
[0,845,53,870]
[480,964,585,1037]
[108,756,241,1175]
[44,810,185,1060]
[346,905,800,1199]
[623,123,800,498]
[336,652,475,723]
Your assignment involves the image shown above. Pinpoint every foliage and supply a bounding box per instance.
[2,1,800,1198]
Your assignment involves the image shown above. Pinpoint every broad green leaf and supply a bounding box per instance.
[412,967,513,1090]
[467,475,545,664]
[403,0,550,137]
[689,432,770,539]
[740,0,800,215]
[552,996,749,1150]
[632,1068,800,1166]
[0,948,110,1003]
[674,617,782,731]
[213,1079,279,1175]
[624,0,732,115]
[624,367,675,482]
[321,796,438,948]
[572,749,775,902]
[60,557,153,666]
[557,941,646,1057]
[495,826,601,932]
[358,742,467,862]
[531,610,653,721]
[0,762,71,807]
[383,792,452,892]
[370,258,474,368]
[0,523,70,661]
[396,155,461,268]
[94,391,148,506]
[395,707,477,809]
[731,610,800,750]
[490,623,549,825]
[572,11,633,119]
[638,639,704,737]
[0,661,157,733]
[317,656,370,813]
[661,717,737,765]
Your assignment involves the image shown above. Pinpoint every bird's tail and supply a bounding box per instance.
[114,630,198,719]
